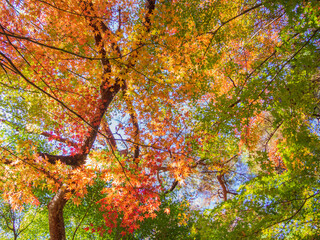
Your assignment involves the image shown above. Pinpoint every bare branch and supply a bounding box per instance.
[101,119,117,151]
[164,180,179,194]
[264,121,283,152]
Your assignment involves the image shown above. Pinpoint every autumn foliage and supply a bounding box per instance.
[0,0,320,239]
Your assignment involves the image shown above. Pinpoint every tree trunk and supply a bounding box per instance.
[48,188,68,240]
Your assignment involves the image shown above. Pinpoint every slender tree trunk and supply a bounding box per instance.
[48,188,68,240]
[217,174,228,201]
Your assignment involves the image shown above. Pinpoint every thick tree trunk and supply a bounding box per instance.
[48,188,68,240]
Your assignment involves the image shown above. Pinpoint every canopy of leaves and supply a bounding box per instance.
[0,0,319,239]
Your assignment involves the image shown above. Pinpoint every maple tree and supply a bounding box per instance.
[0,0,320,239]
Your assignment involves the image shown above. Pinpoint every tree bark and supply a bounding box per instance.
[48,188,68,240]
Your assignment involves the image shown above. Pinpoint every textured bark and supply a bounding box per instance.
[48,188,68,240]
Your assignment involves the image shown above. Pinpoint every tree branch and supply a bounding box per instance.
[123,87,140,161]
[40,132,79,148]
[164,180,179,194]
[101,119,117,151]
